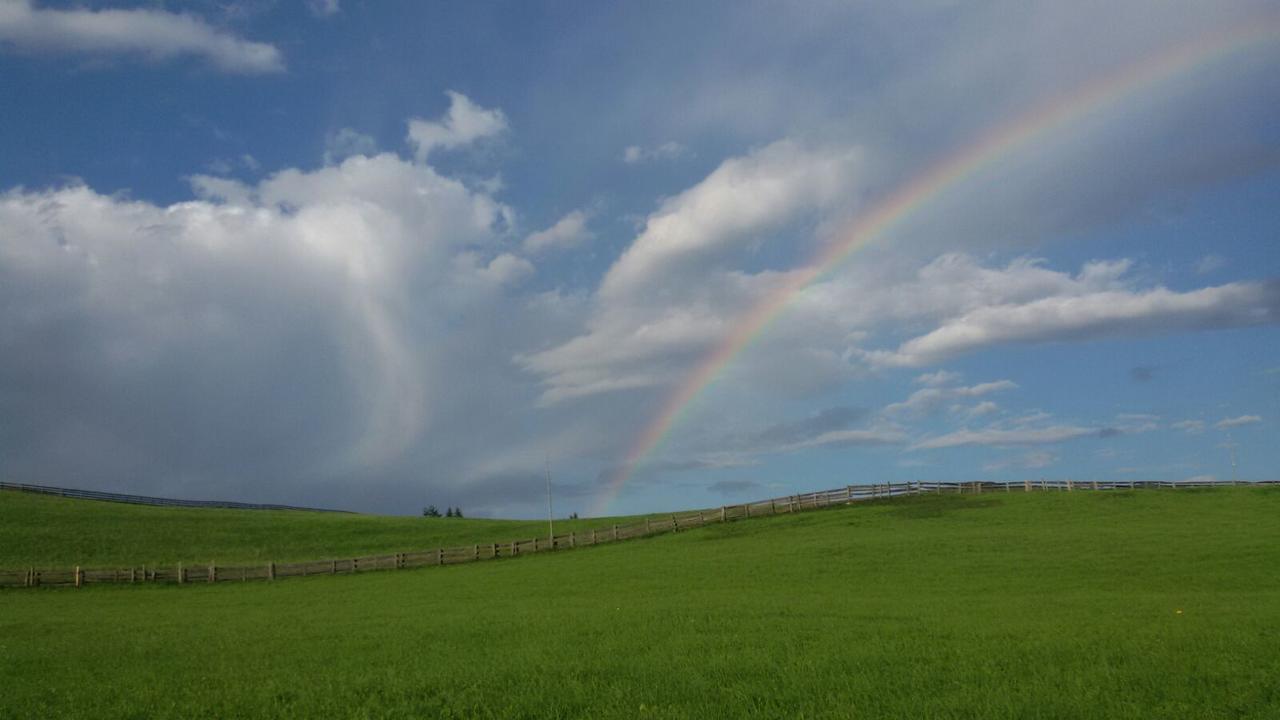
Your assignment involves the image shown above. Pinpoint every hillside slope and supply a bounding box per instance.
[2,487,1278,719]
[0,490,637,566]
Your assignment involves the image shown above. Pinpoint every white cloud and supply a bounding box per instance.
[1171,419,1206,434]
[884,379,1017,418]
[1216,415,1262,429]
[914,370,961,386]
[869,281,1279,368]
[914,425,1097,449]
[0,0,284,74]
[523,210,594,253]
[622,141,688,164]
[965,401,999,419]
[406,91,507,162]
[0,130,544,508]
[600,139,860,298]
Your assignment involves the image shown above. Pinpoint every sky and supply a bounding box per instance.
[0,0,1277,516]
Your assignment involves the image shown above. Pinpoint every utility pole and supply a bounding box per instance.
[545,456,555,548]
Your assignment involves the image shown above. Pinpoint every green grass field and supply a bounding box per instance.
[0,490,640,567]
[2,487,1278,719]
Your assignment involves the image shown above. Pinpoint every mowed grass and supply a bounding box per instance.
[0,491,640,567]
[2,487,1279,719]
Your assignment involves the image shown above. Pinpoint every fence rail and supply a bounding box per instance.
[0,481,352,514]
[2,479,1274,589]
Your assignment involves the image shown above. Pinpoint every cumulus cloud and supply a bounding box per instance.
[1216,415,1262,429]
[0,0,284,73]
[406,91,507,162]
[523,210,594,253]
[0,122,561,510]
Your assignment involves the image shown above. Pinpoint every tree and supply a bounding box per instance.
[455,507,463,518]
[423,505,441,517]
[446,507,454,517]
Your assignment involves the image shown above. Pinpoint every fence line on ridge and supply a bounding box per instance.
[1,478,1273,589]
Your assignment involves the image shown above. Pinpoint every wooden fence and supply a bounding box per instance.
[2,479,1273,590]
[0,480,352,513]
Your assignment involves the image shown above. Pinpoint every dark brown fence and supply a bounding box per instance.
[2,479,1273,589]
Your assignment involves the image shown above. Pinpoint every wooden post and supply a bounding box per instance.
[74,565,82,588]
[267,562,275,581]
[770,499,776,514]
[612,524,619,540]
[645,518,651,534]
[591,529,597,544]
[208,563,216,583]
[331,560,337,574]
[130,567,136,583]
[1092,480,1099,491]
[177,562,184,585]
[720,507,727,522]
[699,511,705,524]
[1067,478,1074,491]
[436,548,444,565]
[510,540,517,556]
[671,515,678,532]
[1024,479,1031,492]
[570,532,577,547]
[745,503,751,518]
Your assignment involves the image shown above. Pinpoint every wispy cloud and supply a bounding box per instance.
[1216,415,1262,429]
[0,0,284,74]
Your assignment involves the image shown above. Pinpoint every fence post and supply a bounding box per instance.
[1092,480,1098,491]
[699,511,705,524]
[770,499,776,514]
[1024,479,1031,492]
[570,532,577,547]
[267,562,275,581]
[645,518,651,534]
[177,562,184,585]
[437,548,444,565]
[473,545,479,561]
[591,529,597,544]
[746,503,752,518]
[74,565,82,588]
[331,560,337,574]
[1067,478,1074,492]
[209,563,216,583]
[510,540,517,556]
[612,524,619,541]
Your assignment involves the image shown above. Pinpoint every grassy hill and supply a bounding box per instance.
[0,490,640,567]
[2,487,1278,718]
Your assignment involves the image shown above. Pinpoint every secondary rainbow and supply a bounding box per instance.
[593,21,1280,515]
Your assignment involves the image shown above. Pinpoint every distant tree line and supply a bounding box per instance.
[422,505,463,518]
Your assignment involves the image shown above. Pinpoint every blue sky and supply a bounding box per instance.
[0,0,1276,516]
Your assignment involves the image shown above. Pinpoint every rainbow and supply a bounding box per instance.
[592,21,1280,515]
